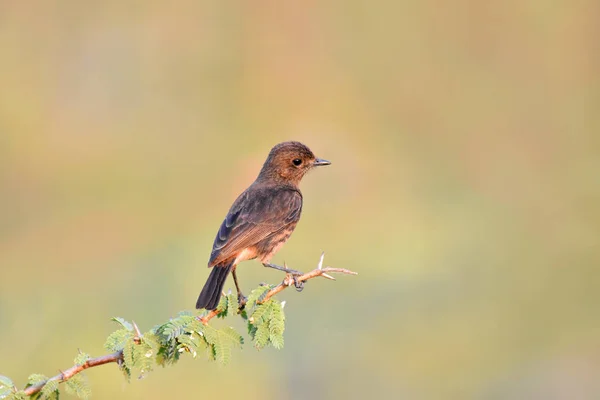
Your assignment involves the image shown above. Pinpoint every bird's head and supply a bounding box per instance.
[257,141,331,185]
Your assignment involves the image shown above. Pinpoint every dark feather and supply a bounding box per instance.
[208,186,302,266]
[196,261,234,310]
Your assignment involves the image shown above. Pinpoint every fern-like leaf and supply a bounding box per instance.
[250,302,272,324]
[73,352,90,366]
[122,338,137,371]
[176,333,200,358]
[39,379,59,400]
[104,329,133,352]
[212,331,232,365]
[64,374,91,400]
[253,324,270,350]
[111,317,133,331]
[0,376,13,388]
[0,375,14,398]
[186,319,205,336]
[268,300,286,349]
[201,324,218,345]
[226,293,239,317]
[6,391,27,400]
[245,285,271,309]
[26,374,47,387]
[220,327,244,348]
[158,315,195,341]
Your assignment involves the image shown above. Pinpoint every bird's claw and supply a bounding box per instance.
[237,294,247,310]
[292,276,305,292]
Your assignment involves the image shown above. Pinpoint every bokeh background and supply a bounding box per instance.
[1,1,598,399]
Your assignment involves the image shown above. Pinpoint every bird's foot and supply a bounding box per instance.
[237,293,247,310]
[292,276,305,292]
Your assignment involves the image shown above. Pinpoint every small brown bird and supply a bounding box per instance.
[196,141,331,310]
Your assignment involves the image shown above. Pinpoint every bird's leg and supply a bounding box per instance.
[262,262,305,292]
[262,262,303,276]
[231,268,247,309]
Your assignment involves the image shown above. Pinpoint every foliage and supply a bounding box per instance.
[244,286,286,350]
[0,284,286,399]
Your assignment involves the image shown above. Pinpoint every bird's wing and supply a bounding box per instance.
[208,188,302,267]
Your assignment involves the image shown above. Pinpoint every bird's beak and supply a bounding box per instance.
[313,158,331,166]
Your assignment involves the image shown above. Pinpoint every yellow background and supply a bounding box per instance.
[0,1,598,399]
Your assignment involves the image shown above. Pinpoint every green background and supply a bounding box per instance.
[1,1,598,399]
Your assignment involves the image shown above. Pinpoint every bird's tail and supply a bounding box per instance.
[196,261,234,310]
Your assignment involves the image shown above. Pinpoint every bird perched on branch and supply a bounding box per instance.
[195,141,331,310]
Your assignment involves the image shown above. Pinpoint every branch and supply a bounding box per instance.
[10,252,356,398]
[21,324,145,397]
[264,253,357,301]
[22,351,122,396]
[199,252,357,324]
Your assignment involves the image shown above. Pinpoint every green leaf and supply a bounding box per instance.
[135,343,155,377]
[158,315,194,341]
[39,379,59,400]
[215,294,228,317]
[0,376,15,400]
[64,374,91,400]
[186,319,205,336]
[155,339,178,366]
[176,335,198,357]
[141,332,162,358]
[111,317,133,331]
[73,352,90,366]
[0,387,12,399]
[122,338,136,371]
[201,325,219,361]
[212,331,232,365]
[6,391,27,400]
[250,302,271,324]
[0,376,14,390]
[226,293,239,317]
[253,324,270,350]
[270,330,284,349]
[26,374,48,387]
[202,324,218,345]
[269,300,286,349]
[104,329,133,352]
[246,285,271,309]
[247,321,257,340]
[220,327,244,348]
[121,364,132,382]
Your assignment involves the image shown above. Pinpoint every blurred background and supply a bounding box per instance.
[0,1,598,399]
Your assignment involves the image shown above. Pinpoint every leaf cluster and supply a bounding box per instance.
[243,286,286,349]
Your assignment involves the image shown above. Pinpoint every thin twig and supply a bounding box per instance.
[23,351,123,396]
[199,309,219,325]
[261,266,357,302]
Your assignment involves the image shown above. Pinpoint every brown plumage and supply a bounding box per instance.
[195,141,331,310]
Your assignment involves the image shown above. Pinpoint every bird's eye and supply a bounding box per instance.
[292,158,302,166]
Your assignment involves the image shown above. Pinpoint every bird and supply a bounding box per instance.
[195,141,331,310]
